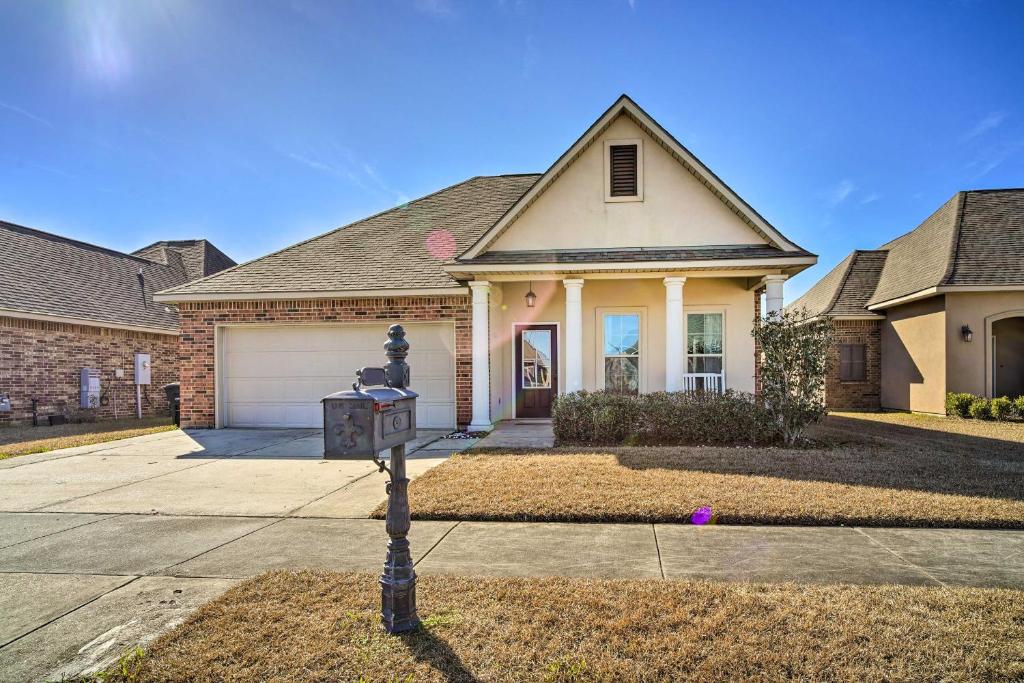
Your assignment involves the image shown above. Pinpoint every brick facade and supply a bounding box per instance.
[0,316,177,425]
[825,319,881,411]
[177,296,472,428]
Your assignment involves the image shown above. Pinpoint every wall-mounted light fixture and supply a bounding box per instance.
[525,282,537,308]
[961,324,973,342]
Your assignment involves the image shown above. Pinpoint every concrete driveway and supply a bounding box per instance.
[0,427,463,682]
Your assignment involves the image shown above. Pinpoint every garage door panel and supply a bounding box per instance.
[222,324,455,429]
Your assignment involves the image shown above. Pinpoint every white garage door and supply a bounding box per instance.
[221,323,456,429]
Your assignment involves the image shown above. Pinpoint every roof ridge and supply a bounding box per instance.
[822,252,859,315]
[941,191,968,285]
[156,175,505,295]
[0,219,157,265]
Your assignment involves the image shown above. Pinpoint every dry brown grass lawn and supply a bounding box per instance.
[380,413,1024,527]
[0,417,176,458]
[110,570,1023,682]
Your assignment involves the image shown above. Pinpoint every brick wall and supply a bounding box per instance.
[825,319,881,411]
[0,316,178,425]
[177,296,472,428]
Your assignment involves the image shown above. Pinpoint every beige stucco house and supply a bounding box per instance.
[156,95,815,430]
[789,189,1024,414]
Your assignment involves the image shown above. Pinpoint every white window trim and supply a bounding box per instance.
[684,308,726,388]
[596,307,648,393]
[604,138,644,203]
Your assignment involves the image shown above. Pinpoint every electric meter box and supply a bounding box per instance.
[80,368,101,409]
[134,353,152,385]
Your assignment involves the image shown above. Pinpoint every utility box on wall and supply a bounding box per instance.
[134,353,152,385]
[80,368,101,409]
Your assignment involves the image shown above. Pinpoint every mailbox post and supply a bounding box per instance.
[322,324,420,633]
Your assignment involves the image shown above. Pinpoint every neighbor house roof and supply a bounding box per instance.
[786,250,888,319]
[788,188,1024,317]
[132,240,236,281]
[0,221,234,333]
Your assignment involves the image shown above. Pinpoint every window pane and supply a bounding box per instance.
[604,314,640,357]
[688,356,723,374]
[521,330,551,388]
[605,356,639,394]
[687,313,723,357]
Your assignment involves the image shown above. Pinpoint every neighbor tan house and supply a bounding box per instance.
[788,189,1024,414]
[155,95,816,430]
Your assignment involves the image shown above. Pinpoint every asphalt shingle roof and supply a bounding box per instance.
[457,245,813,265]
[787,251,888,318]
[161,175,542,296]
[789,189,1024,317]
[0,221,233,331]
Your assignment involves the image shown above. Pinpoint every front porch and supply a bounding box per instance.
[465,273,788,430]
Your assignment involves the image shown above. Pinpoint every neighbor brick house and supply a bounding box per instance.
[0,222,234,424]
[156,95,816,430]
[788,189,1024,413]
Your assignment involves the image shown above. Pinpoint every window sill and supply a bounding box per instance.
[605,194,643,203]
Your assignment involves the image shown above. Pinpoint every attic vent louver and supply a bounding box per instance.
[609,144,638,197]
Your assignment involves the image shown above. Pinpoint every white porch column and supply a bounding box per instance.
[468,281,492,431]
[563,278,584,393]
[764,275,787,317]
[664,276,686,391]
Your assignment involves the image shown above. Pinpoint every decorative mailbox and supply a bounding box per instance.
[320,323,421,634]
[322,386,418,459]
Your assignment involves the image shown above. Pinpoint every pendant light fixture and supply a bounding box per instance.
[525,281,537,308]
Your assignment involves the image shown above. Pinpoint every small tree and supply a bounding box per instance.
[753,308,833,446]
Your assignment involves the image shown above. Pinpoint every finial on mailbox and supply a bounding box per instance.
[384,324,410,389]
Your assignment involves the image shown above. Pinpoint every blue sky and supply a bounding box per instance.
[1,0,1022,300]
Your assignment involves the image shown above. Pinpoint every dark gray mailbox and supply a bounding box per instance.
[322,386,417,459]
[321,324,420,634]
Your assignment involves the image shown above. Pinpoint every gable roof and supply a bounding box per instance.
[0,221,234,332]
[459,94,807,260]
[156,175,540,300]
[132,240,236,281]
[788,188,1024,316]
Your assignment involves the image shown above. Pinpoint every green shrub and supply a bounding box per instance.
[1014,396,1024,419]
[753,309,834,445]
[945,392,975,418]
[991,396,1014,421]
[552,390,775,447]
[968,397,993,420]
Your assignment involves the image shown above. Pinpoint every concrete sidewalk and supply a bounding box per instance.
[1,425,1022,681]
[2,514,1022,682]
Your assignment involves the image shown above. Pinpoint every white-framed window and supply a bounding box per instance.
[686,311,724,375]
[604,138,644,202]
[597,308,646,394]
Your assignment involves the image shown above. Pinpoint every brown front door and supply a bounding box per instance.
[515,324,558,418]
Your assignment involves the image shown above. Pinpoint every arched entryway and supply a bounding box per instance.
[991,314,1024,398]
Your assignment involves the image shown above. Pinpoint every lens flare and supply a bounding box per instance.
[691,506,714,525]
[425,228,457,260]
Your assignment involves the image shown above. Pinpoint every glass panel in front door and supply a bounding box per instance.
[521,329,552,389]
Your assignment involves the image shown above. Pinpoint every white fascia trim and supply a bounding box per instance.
[866,284,1024,311]
[461,96,801,259]
[444,256,816,276]
[154,286,471,303]
[0,308,178,336]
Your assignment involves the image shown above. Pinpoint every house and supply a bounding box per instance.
[155,95,816,430]
[788,189,1024,413]
[0,222,235,424]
